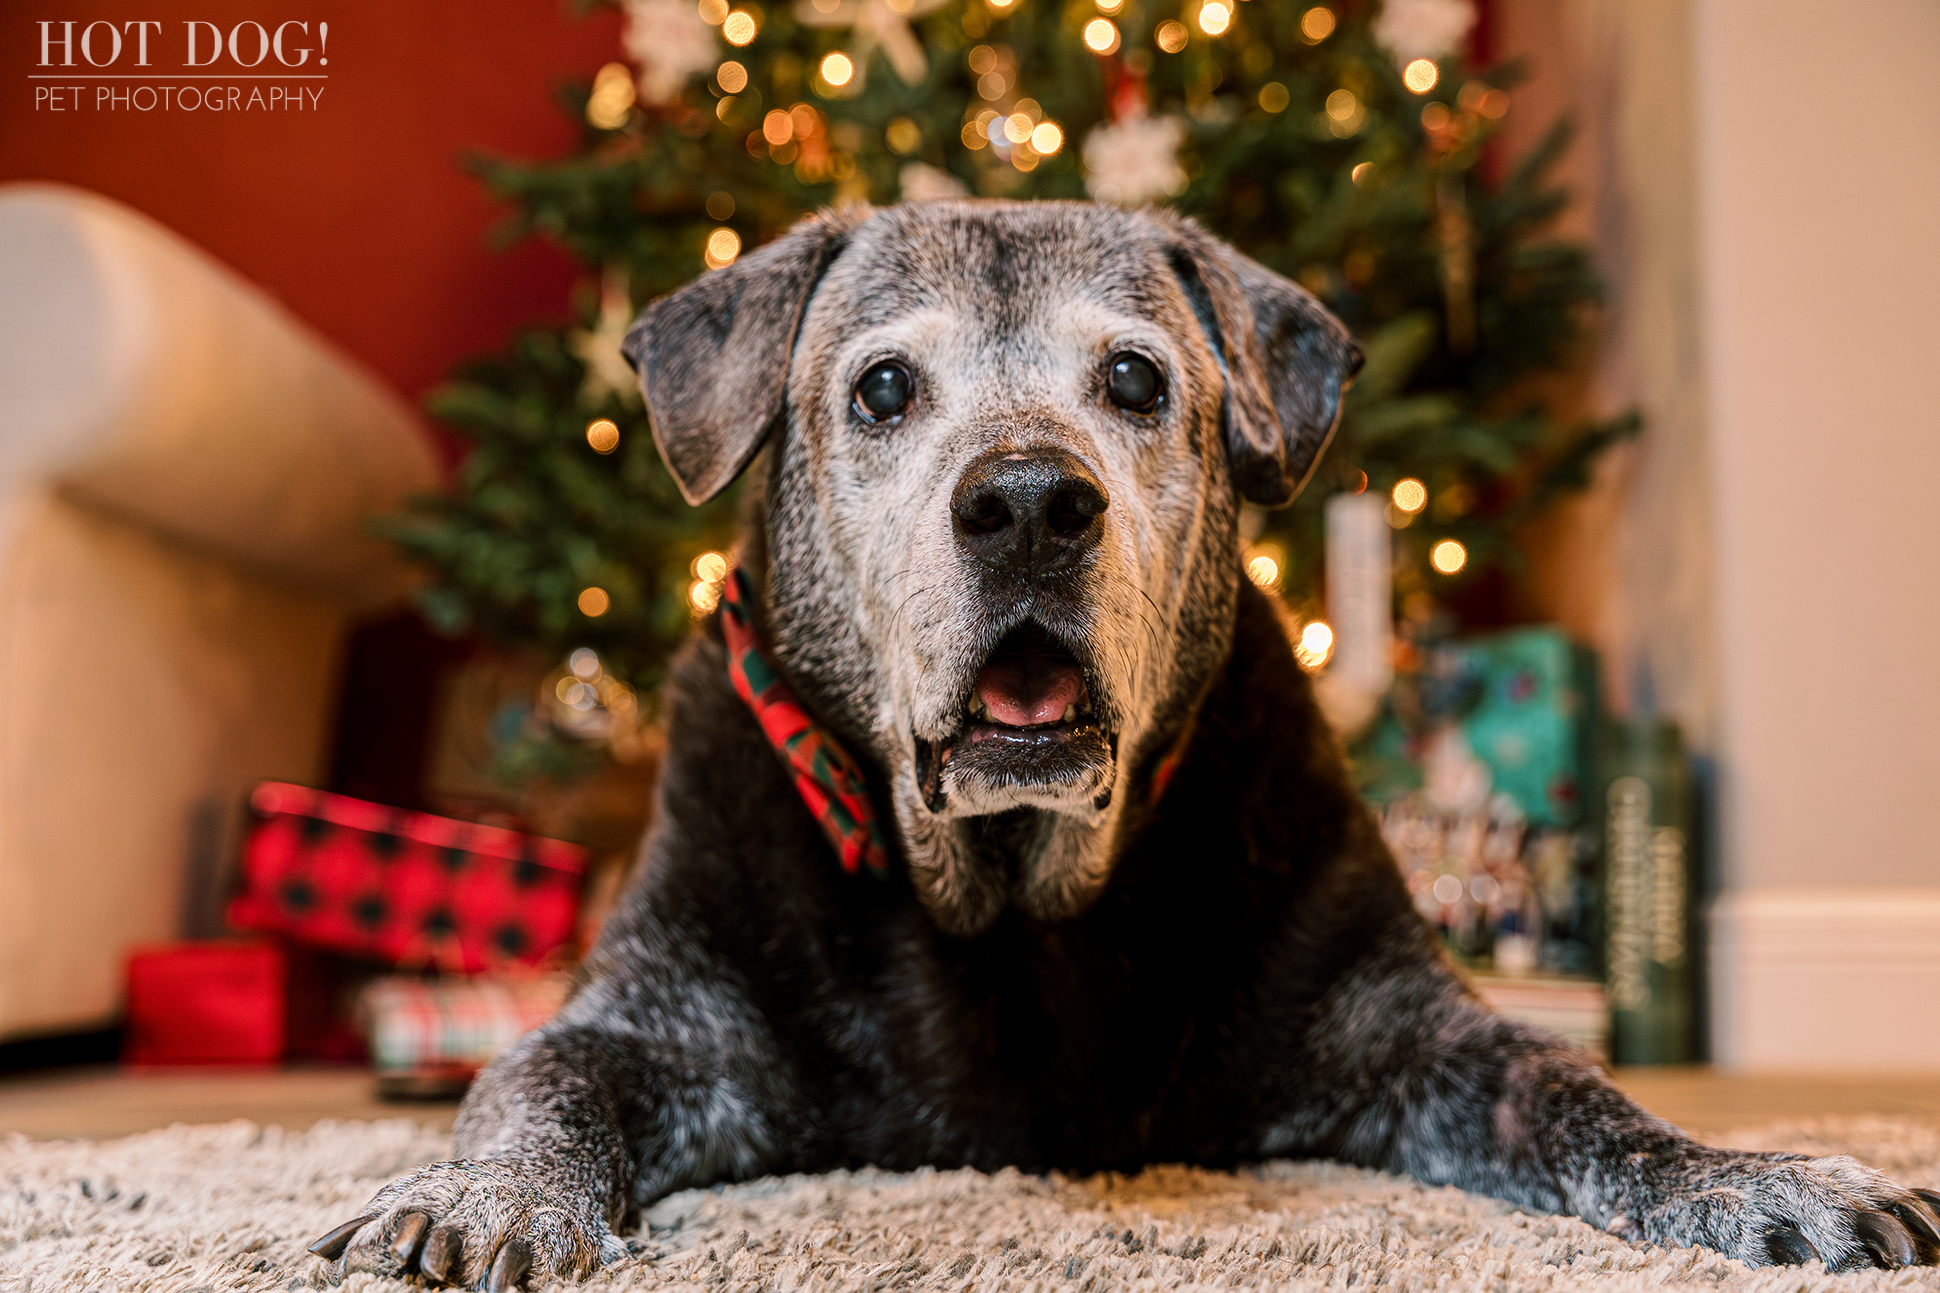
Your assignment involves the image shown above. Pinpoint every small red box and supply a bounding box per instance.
[229,783,587,972]
[124,940,286,1066]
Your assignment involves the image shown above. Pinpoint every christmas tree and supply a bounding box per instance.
[380,0,1635,766]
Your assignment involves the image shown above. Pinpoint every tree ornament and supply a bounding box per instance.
[1081,110,1187,206]
[568,264,643,407]
[1372,0,1475,64]
[794,0,951,86]
[623,0,721,104]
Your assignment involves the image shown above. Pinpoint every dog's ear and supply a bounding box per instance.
[1168,224,1364,507]
[624,210,861,505]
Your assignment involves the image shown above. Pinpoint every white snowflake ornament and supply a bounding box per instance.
[569,266,643,407]
[624,0,721,104]
[1373,0,1475,63]
[1081,111,1188,207]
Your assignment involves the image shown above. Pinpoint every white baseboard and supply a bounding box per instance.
[1710,888,1940,1071]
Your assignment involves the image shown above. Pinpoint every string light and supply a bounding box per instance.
[1197,1,1231,36]
[1004,112,1032,143]
[1403,58,1438,93]
[1096,0,1125,12]
[693,551,729,581]
[585,63,634,130]
[570,647,602,679]
[704,227,742,269]
[1031,121,1063,154]
[1298,6,1335,41]
[1083,18,1119,53]
[1391,478,1427,513]
[1430,539,1468,574]
[1156,20,1188,51]
[886,117,922,152]
[706,190,736,220]
[698,0,729,21]
[1245,553,1280,588]
[578,586,611,617]
[819,51,853,86]
[716,60,748,92]
[763,109,793,145]
[586,418,620,453]
[1258,82,1289,113]
[1295,620,1334,670]
[722,10,757,45]
[1351,161,1373,185]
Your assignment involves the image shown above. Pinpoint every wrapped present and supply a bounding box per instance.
[230,783,587,972]
[358,972,570,1095]
[123,940,286,1066]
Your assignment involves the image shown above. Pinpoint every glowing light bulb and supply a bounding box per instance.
[1258,82,1289,113]
[1298,6,1335,41]
[1245,554,1281,588]
[722,10,757,45]
[1155,19,1188,51]
[1031,121,1063,155]
[1083,18,1119,52]
[1391,478,1427,513]
[1430,539,1468,574]
[1403,58,1438,93]
[585,63,635,130]
[698,0,729,21]
[704,227,742,269]
[1197,1,1231,36]
[819,51,853,86]
[578,586,611,617]
[716,60,748,93]
[585,418,620,453]
[693,551,729,582]
[690,580,723,613]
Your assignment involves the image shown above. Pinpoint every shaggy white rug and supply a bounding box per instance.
[7,1117,1940,1292]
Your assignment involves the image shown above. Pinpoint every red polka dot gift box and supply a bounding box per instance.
[229,783,588,972]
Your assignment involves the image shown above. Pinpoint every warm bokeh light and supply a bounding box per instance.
[968,44,997,73]
[704,227,742,269]
[885,117,922,153]
[819,51,853,86]
[1477,87,1510,118]
[585,63,634,130]
[1325,88,1359,123]
[716,60,748,93]
[1002,112,1031,144]
[1351,161,1374,185]
[1096,0,1125,12]
[1156,20,1188,51]
[693,551,729,582]
[1295,620,1334,670]
[1031,121,1063,154]
[763,109,793,145]
[1392,477,1428,513]
[1430,539,1468,574]
[1298,6,1335,41]
[585,418,620,454]
[722,10,758,45]
[1258,82,1289,113]
[1420,101,1450,131]
[570,647,601,679]
[578,586,611,617]
[706,190,736,220]
[987,0,1015,10]
[1197,1,1231,36]
[1245,553,1281,588]
[698,0,729,21]
[1083,18,1120,53]
[1403,58,1438,93]
[690,579,723,614]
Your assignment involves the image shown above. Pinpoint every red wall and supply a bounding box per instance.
[0,0,624,406]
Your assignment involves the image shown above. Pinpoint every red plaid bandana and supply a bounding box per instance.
[720,568,892,878]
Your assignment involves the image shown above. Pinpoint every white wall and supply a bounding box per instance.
[1698,0,1940,1066]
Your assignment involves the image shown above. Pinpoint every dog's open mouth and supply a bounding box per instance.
[915,624,1117,814]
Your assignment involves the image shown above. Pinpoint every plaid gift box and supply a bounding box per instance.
[358,972,570,1074]
[230,783,587,972]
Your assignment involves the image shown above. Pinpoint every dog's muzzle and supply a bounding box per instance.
[915,449,1119,817]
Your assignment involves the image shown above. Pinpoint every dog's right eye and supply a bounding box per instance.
[854,362,913,423]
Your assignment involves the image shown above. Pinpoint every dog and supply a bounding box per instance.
[311,201,1940,1289]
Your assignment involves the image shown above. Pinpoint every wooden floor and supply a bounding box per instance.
[2,1064,1938,1143]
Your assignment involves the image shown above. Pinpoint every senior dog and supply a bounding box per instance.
[313,202,1940,1288]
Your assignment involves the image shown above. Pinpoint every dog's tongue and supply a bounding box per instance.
[976,654,1085,727]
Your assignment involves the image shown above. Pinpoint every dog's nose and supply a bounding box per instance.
[951,450,1108,576]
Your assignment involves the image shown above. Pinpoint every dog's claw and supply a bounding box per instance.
[1888,1197,1940,1258]
[486,1239,533,1292]
[1855,1210,1917,1268]
[390,1211,430,1268]
[307,1213,376,1260]
[1764,1224,1819,1266]
[422,1224,462,1284]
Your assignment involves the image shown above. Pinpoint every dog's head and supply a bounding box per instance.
[627,201,1358,934]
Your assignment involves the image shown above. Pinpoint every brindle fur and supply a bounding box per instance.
[323,203,1940,1288]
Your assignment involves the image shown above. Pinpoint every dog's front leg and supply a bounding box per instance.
[1275,928,1940,1271]
[307,1019,638,1288]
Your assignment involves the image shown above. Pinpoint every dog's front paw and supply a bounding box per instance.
[307,1159,625,1288]
[1621,1150,1940,1271]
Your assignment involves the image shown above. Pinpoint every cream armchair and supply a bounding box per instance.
[0,184,439,1041]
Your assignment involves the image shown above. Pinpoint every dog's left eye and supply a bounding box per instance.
[854,362,913,423]
[1106,353,1163,414]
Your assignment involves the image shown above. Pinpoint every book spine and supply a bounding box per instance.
[1600,720,1695,1063]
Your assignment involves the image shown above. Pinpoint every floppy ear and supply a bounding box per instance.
[1168,222,1364,507]
[623,210,862,505]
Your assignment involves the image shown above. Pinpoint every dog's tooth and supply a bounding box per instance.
[1062,704,1077,723]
